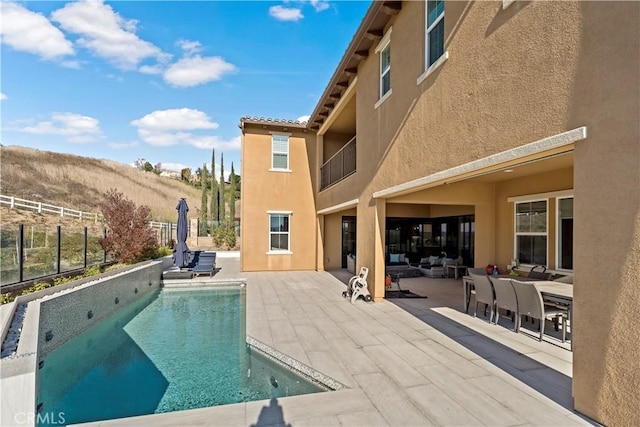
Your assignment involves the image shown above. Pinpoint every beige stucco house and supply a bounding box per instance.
[240,1,639,424]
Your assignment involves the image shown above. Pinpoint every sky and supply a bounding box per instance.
[0,0,371,178]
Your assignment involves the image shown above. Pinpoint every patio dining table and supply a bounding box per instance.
[462,276,574,318]
[462,275,573,347]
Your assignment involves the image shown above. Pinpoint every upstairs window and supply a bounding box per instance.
[515,200,548,266]
[271,134,289,170]
[426,0,445,68]
[380,43,391,98]
[375,27,392,104]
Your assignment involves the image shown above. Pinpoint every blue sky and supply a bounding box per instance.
[1,0,370,177]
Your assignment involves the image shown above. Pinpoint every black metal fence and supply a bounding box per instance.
[0,224,108,287]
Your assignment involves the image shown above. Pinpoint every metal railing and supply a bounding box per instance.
[0,224,108,288]
[320,136,356,191]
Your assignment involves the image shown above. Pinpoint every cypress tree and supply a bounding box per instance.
[219,153,226,223]
[199,163,208,235]
[210,149,219,223]
[229,162,236,227]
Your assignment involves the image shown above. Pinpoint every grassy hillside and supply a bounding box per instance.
[0,146,202,225]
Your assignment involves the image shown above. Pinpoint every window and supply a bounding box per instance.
[380,43,391,98]
[515,200,547,266]
[375,27,392,105]
[557,197,573,270]
[426,0,445,68]
[271,134,289,170]
[269,213,290,251]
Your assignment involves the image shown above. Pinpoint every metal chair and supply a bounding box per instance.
[469,272,496,323]
[489,277,518,331]
[511,279,568,342]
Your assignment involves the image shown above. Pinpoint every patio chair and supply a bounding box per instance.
[192,253,216,277]
[489,277,518,331]
[469,272,496,323]
[510,279,568,342]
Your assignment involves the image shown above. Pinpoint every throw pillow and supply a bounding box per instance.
[428,255,439,264]
[398,254,406,263]
[390,253,400,263]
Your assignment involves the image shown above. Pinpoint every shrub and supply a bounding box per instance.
[1,293,15,304]
[100,189,158,263]
[213,226,225,247]
[153,246,173,258]
[225,226,236,249]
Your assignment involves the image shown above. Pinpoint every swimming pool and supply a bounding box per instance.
[37,286,324,426]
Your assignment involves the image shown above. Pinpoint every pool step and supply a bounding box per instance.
[1,303,27,358]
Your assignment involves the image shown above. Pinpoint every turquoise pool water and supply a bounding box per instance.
[37,287,323,426]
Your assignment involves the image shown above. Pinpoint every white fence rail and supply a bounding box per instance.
[1,195,175,231]
[1,195,102,222]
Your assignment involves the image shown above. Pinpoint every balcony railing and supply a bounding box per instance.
[320,136,356,191]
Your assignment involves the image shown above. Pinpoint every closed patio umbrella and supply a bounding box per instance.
[173,198,190,267]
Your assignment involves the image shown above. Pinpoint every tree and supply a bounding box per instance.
[231,172,241,198]
[180,167,192,182]
[229,162,236,225]
[142,161,154,172]
[199,164,208,235]
[219,152,226,223]
[210,149,219,222]
[100,189,158,263]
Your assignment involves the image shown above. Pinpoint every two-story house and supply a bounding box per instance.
[240,1,639,424]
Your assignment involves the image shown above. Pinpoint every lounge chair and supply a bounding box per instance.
[192,252,217,277]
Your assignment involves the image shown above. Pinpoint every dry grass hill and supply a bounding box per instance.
[0,146,202,227]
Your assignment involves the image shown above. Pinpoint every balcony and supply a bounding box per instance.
[320,136,356,191]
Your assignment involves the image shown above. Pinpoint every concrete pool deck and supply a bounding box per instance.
[2,253,594,426]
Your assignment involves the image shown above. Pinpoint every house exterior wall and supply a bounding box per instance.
[240,126,317,271]
[241,0,639,423]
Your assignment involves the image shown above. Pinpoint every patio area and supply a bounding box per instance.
[95,254,594,426]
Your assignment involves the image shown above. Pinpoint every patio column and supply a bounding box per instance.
[316,215,324,271]
[473,200,496,268]
[373,198,386,300]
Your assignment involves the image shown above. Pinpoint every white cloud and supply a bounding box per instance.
[177,39,202,57]
[297,115,310,123]
[163,55,237,88]
[0,93,7,100]
[269,5,304,22]
[0,2,74,60]
[51,0,169,71]
[131,108,240,151]
[14,112,103,143]
[139,64,163,75]
[131,108,219,132]
[309,1,330,12]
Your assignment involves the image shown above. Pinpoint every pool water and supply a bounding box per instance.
[37,287,323,426]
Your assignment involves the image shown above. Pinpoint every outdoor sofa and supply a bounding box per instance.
[385,253,422,278]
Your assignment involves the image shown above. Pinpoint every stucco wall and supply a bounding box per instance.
[568,2,640,424]
[241,127,317,271]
